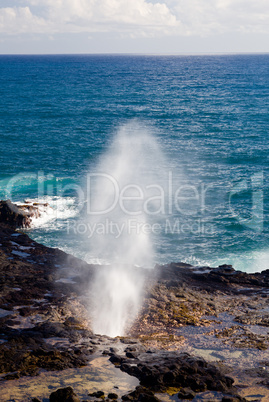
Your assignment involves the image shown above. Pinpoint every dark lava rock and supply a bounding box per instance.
[0,337,89,378]
[49,386,80,402]
[3,372,21,380]
[111,351,234,394]
[34,321,68,338]
[235,313,269,327]
[122,386,161,401]
[126,351,138,359]
[155,262,269,290]
[177,388,196,399]
[33,348,89,371]
[0,209,268,401]
[88,390,105,397]
[107,393,118,399]
[120,337,139,344]
[109,354,123,365]
[0,199,40,228]
[222,396,247,402]
[19,306,34,317]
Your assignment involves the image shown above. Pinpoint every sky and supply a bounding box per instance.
[0,0,268,54]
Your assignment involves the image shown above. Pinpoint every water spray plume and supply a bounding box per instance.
[88,121,165,337]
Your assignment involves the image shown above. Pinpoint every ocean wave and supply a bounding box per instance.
[17,196,79,229]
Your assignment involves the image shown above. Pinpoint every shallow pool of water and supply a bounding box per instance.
[0,356,139,402]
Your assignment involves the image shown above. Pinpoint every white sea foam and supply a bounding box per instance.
[18,196,79,229]
[213,249,269,273]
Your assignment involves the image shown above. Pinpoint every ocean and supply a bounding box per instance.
[0,54,268,272]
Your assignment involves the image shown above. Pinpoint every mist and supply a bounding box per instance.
[87,121,165,337]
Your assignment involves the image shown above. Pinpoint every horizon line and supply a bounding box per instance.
[0,51,269,57]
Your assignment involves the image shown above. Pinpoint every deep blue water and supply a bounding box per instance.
[0,54,268,272]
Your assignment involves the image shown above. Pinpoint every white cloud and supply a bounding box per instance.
[169,0,269,35]
[0,6,46,34]
[0,0,179,35]
[0,0,268,37]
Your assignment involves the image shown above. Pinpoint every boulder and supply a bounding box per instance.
[49,386,80,402]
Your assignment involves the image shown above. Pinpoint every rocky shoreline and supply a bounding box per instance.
[0,201,269,401]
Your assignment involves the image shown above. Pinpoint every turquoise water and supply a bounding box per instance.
[0,54,268,272]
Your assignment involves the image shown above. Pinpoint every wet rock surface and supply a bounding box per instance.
[49,386,80,402]
[110,350,239,398]
[0,209,269,400]
[0,221,98,380]
[0,200,41,228]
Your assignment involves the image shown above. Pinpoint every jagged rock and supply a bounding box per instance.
[88,390,105,397]
[0,215,269,400]
[49,386,80,402]
[122,386,160,401]
[235,313,269,327]
[177,388,196,399]
[126,351,138,358]
[0,199,40,228]
[109,354,123,365]
[222,396,247,402]
[111,351,234,394]
[107,393,118,399]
